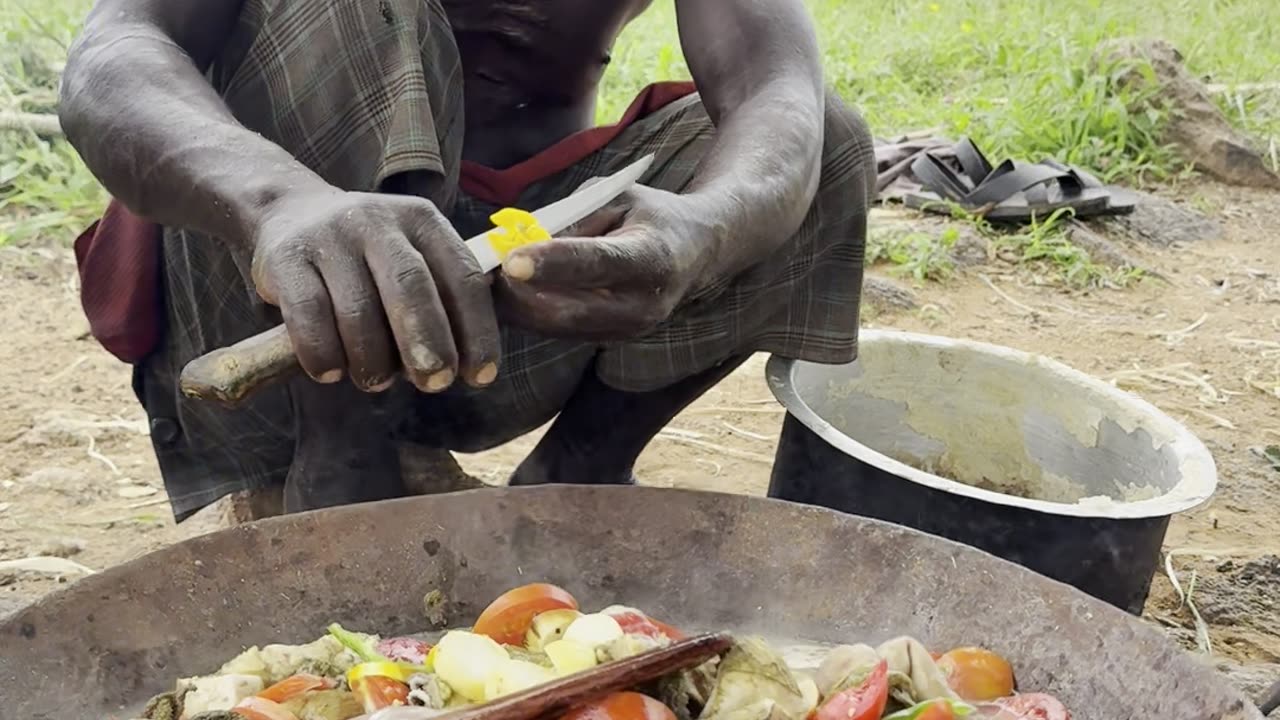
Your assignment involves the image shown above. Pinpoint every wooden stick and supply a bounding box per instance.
[179,324,298,407]
[0,112,62,137]
[369,633,733,720]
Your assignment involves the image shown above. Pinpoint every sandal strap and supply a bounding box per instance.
[1041,158,1104,190]
[954,138,995,185]
[910,152,972,202]
[967,161,1077,206]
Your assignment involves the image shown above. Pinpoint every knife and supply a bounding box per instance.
[178,155,654,407]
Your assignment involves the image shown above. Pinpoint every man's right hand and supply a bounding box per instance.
[250,190,501,393]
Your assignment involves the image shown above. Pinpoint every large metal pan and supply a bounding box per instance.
[0,487,1259,719]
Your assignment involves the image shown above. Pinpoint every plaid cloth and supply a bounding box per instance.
[105,0,874,519]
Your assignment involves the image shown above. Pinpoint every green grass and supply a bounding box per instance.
[3,0,1279,259]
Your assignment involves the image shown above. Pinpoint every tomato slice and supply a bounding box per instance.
[256,673,334,704]
[937,647,1015,701]
[991,693,1071,720]
[603,608,684,641]
[810,659,889,720]
[560,692,677,720]
[233,696,300,720]
[351,675,411,713]
[473,583,579,645]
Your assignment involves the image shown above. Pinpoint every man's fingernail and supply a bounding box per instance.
[503,255,535,281]
[409,343,441,370]
[369,376,395,392]
[426,368,455,392]
[317,369,343,384]
[473,362,498,386]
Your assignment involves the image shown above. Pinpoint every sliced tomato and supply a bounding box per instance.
[351,675,411,713]
[937,647,1015,701]
[603,608,684,641]
[473,583,579,645]
[233,696,300,720]
[256,673,334,704]
[560,691,677,720]
[810,659,889,720]
[377,636,431,664]
[991,693,1071,720]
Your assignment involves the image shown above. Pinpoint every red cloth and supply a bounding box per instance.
[74,81,698,364]
[73,202,165,364]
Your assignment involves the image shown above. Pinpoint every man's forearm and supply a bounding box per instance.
[675,0,826,278]
[681,83,824,274]
[60,20,331,252]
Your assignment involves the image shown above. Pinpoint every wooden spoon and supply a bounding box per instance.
[363,632,732,720]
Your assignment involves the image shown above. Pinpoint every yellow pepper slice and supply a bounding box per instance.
[486,208,552,260]
[347,661,414,687]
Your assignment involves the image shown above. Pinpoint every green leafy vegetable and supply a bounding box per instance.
[327,623,386,663]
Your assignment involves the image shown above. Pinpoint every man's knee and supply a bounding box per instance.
[817,90,876,209]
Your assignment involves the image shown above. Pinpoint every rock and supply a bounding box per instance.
[863,275,918,311]
[1094,38,1280,190]
[947,226,990,267]
[0,592,28,621]
[1098,190,1222,247]
[1215,660,1280,708]
[35,538,86,559]
[1195,555,1279,637]
[19,467,83,487]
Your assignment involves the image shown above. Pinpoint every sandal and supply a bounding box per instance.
[903,139,1114,223]
[1038,159,1138,216]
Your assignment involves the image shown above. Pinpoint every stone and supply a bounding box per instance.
[1094,38,1280,190]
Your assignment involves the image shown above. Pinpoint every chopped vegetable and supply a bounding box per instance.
[350,675,411,713]
[182,674,265,716]
[937,648,1015,702]
[472,583,579,646]
[599,633,665,664]
[883,699,976,720]
[218,637,359,686]
[257,674,335,704]
[876,637,958,706]
[277,689,364,720]
[526,608,584,651]
[986,693,1070,720]
[701,637,813,720]
[432,630,512,701]
[485,658,558,700]
[326,624,386,664]
[233,696,301,720]
[814,644,882,698]
[544,638,599,675]
[601,606,684,641]
[377,637,431,665]
[563,613,625,649]
[408,672,455,709]
[347,661,416,686]
[810,660,888,720]
[560,691,678,720]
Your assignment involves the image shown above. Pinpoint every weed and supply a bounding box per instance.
[3,0,1280,248]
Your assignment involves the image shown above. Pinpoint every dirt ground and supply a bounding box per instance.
[1,181,1277,698]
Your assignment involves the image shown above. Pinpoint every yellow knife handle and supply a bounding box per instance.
[486,208,552,260]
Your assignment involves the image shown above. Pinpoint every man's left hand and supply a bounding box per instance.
[496,186,723,340]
